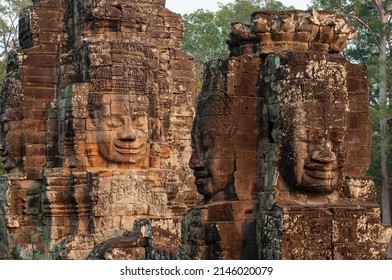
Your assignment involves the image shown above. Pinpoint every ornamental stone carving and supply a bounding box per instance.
[1,5,391,260]
[0,0,198,260]
[182,10,392,260]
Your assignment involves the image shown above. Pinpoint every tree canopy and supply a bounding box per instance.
[181,0,295,93]
[181,0,294,64]
[0,0,30,80]
[313,0,392,224]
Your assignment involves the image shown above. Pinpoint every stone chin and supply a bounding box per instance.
[1,155,18,172]
[294,184,335,194]
[295,172,341,194]
[195,179,213,199]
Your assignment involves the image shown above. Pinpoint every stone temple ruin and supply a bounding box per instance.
[181,9,392,260]
[0,1,391,260]
[0,0,198,260]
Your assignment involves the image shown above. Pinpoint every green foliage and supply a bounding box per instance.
[0,163,5,175]
[310,1,392,99]
[0,0,29,175]
[182,10,224,64]
[181,0,294,96]
[181,0,294,64]
[0,0,30,80]
[367,107,392,203]
[0,59,5,81]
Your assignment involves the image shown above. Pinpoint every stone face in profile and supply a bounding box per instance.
[0,51,24,173]
[189,60,239,202]
[183,56,260,259]
[185,10,392,260]
[0,117,24,172]
[188,55,261,205]
[189,92,235,201]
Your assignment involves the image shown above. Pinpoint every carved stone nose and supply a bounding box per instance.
[189,151,202,169]
[311,141,336,163]
[119,128,136,141]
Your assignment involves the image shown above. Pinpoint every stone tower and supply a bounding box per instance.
[182,10,392,260]
[0,0,198,259]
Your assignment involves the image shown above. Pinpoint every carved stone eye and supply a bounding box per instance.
[131,115,146,126]
[330,130,345,142]
[109,117,124,128]
[201,132,214,150]
[294,127,309,141]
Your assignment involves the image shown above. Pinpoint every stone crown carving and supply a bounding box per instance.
[227,9,356,56]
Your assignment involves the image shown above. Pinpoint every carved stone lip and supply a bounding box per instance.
[304,162,338,171]
[114,141,144,150]
[304,169,336,179]
[0,150,8,162]
[1,150,9,163]
[114,145,145,154]
[1,154,16,170]
[304,162,338,179]
[193,169,210,179]
[114,148,143,154]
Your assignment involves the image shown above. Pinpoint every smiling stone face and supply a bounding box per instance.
[89,92,149,166]
[271,53,350,194]
[280,100,347,193]
[97,97,148,164]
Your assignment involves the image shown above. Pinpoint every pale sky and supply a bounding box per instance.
[165,0,312,15]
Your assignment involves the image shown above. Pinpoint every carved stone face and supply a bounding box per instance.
[189,95,235,201]
[94,95,149,165]
[280,100,347,193]
[0,75,23,173]
[0,109,23,173]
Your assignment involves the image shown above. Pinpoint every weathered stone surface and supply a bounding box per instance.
[253,11,391,260]
[182,55,260,259]
[227,10,356,56]
[182,9,391,260]
[0,0,198,259]
[1,5,391,260]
